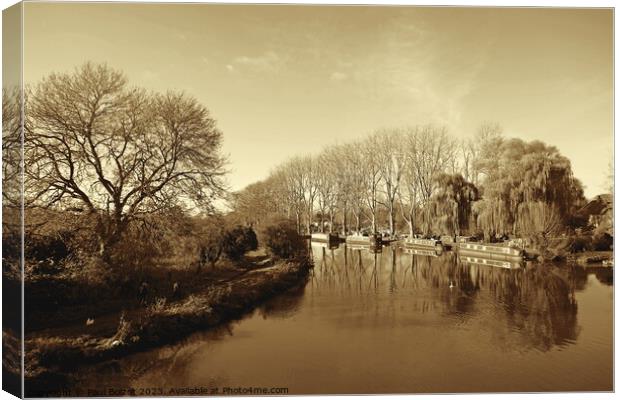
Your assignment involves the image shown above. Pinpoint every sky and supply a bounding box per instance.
[21,3,613,198]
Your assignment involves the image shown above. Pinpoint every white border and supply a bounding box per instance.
[0,1,616,400]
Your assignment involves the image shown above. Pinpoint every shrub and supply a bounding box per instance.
[221,226,258,260]
[262,220,307,260]
[568,234,592,252]
[591,232,613,251]
[23,231,73,262]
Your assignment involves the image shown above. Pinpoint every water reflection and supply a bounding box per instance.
[71,241,612,394]
[309,242,584,351]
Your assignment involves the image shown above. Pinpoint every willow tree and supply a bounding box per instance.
[25,63,227,259]
[474,138,584,239]
[425,173,479,236]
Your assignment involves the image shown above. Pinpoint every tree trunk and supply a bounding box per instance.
[388,205,395,236]
[371,213,376,234]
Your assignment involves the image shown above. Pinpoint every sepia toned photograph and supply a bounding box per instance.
[1,2,614,398]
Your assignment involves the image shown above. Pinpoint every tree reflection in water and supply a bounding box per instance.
[309,242,583,352]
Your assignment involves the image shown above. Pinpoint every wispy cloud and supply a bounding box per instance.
[351,17,489,132]
[140,69,160,81]
[173,31,187,41]
[330,72,348,82]
[230,51,283,72]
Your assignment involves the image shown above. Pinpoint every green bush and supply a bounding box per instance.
[221,226,258,260]
[262,220,307,260]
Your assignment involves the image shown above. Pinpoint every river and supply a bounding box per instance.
[72,242,613,395]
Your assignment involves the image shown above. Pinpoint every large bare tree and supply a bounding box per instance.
[25,63,227,257]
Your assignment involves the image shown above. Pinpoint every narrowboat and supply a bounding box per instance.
[404,237,444,251]
[310,240,340,250]
[346,234,382,247]
[311,232,340,243]
[457,242,524,261]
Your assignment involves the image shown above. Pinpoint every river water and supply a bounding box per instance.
[73,242,613,395]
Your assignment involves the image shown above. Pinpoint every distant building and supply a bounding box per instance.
[578,194,613,234]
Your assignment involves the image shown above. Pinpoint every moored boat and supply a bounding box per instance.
[310,240,340,250]
[311,232,340,243]
[404,237,444,251]
[346,234,382,247]
[457,242,524,261]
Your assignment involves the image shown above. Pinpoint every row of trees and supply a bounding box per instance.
[230,124,586,242]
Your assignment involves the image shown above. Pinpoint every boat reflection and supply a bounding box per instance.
[458,254,523,269]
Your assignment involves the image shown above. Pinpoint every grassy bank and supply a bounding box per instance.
[23,258,311,395]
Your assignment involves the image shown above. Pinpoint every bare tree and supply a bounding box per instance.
[315,148,340,233]
[329,144,352,235]
[373,129,405,236]
[397,129,420,237]
[301,156,319,234]
[360,137,383,234]
[272,162,304,233]
[25,63,227,258]
[278,156,317,234]
[397,125,455,235]
[341,142,367,234]
[470,121,503,185]
[2,87,22,208]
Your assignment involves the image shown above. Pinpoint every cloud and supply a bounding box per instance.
[230,51,283,72]
[140,69,160,81]
[330,72,348,81]
[226,64,234,72]
[174,31,187,41]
